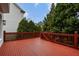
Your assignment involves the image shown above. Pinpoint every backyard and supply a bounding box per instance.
[0,3,79,56]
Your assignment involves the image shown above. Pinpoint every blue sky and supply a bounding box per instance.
[17,3,51,23]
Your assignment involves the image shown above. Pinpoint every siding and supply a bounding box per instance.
[3,3,24,32]
[0,13,3,47]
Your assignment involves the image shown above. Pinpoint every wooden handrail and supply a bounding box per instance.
[5,32,40,34]
[4,32,40,41]
[4,32,79,49]
[42,32,73,37]
[40,32,79,49]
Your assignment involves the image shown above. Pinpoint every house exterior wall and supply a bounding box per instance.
[0,3,9,47]
[0,13,3,47]
[3,3,24,32]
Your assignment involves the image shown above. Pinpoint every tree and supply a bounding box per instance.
[43,4,55,32]
[43,3,79,34]
[17,18,28,32]
[17,18,42,32]
[28,20,36,32]
[36,21,43,32]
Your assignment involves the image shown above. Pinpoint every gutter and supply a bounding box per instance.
[13,3,25,14]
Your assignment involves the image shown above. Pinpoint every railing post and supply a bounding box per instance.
[33,32,34,38]
[22,32,24,39]
[40,32,42,39]
[74,31,78,49]
[3,31,6,42]
[40,32,41,38]
[50,32,52,41]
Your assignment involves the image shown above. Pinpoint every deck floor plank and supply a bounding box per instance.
[0,37,79,56]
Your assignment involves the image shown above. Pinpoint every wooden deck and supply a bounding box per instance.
[0,37,79,56]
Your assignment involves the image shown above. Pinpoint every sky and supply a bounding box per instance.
[17,3,52,23]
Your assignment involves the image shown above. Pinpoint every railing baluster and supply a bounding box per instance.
[4,32,79,49]
[74,31,78,49]
[41,32,79,49]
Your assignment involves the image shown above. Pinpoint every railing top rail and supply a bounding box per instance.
[5,32,79,37]
[41,32,74,36]
[5,32,40,34]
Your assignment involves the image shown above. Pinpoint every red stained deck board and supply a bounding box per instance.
[0,37,79,56]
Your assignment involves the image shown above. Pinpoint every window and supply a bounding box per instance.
[0,14,2,19]
[3,20,6,25]
[0,14,2,25]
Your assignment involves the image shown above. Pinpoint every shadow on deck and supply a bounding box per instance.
[0,37,79,56]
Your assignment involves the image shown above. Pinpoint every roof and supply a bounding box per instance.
[13,3,25,13]
[0,3,9,13]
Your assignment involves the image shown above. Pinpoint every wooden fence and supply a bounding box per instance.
[4,31,40,41]
[4,31,79,49]
[40,32,79,49]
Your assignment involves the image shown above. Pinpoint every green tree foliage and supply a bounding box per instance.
[36,21,43,31]
[17,18,42,32]
[17,18,28,32]
[28,20,36,32]
[43,4,54,32]
[43,3,79,34]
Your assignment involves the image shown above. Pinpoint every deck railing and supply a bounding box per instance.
[4,31,40,41]
[4,31,79,49]
[40,32,79,49]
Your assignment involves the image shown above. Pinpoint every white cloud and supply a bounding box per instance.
[34,3,39,7]
[54,3,57,7]
[47,3,57,11]
[47,3,52,11]
[24,11,28,18]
